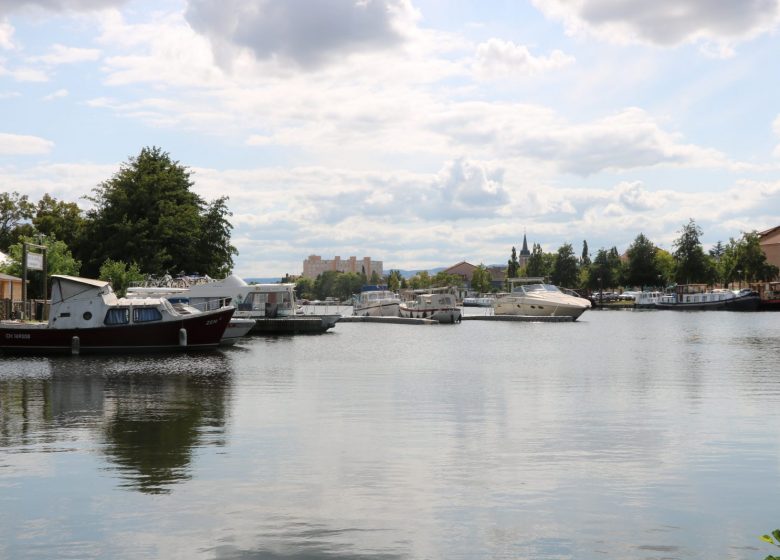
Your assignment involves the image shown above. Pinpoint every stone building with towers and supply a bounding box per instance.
[302,255,383,279]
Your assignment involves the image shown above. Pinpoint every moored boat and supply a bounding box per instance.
[0,275,234,354]
[633,291,664,309]
[125,286,254,345]
[753,282,780,311]
[353,285,401,317]
[654,284,760,311]
[493,278,591,320]
[132,275,340,334]
[399,291,461,323]
[462,295,495,307]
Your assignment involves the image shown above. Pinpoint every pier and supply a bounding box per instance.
[462,315,573,322]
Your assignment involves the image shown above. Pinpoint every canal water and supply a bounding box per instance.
[1,310,779,559]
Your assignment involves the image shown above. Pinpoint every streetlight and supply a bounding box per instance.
[737,269,742,289]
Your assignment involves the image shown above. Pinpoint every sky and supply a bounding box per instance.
[1,0,780,277]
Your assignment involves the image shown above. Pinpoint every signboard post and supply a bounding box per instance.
[21,242,47,320]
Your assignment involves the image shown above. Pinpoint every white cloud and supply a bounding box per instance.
[433,105,733,175]
[42,87,68,100]
[0,63,48,81]
[0,132,54,154]
[774,115,780,158]
[185,0,419,70]
[0,0,127,15]
[473,38,574,79]
[0,19,14,49]
[533,0,780,54]
[29,43,100,64]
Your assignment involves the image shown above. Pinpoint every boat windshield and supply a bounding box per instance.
[514,283,561,294]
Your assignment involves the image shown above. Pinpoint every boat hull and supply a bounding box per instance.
[655,294,760,311]
[0,308,234,354]
[494,296,590,320]
[353,302,400,317]
[221,318,256,345]
[249,314,340,334]
[399,305,461,323]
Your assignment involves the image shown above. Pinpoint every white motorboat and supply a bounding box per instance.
[129,275,340,334]
[399,292,461,323]
[353,285,401,317]
[494,279,591,320]
[633,291,664,309]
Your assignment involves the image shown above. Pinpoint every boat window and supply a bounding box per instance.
[105,308,130,325]
[133,307,163,323]
[82,312,92,320]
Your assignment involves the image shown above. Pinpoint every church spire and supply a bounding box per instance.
[520,230,530,256]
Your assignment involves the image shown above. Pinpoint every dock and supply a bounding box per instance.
[338,316,438,325]
[461,315,573,322]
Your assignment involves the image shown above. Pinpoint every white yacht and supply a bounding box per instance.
[494,278,591,320]
[131,275,340,334]
[399,291,461,323]
[353,285,401,317]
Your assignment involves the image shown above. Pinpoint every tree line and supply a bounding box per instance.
[292,219,778,300]
[0,147,236,297]
[493,219,778,293]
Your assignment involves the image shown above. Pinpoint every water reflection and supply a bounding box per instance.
[1,353,233,494]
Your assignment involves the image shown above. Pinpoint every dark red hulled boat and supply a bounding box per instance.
[0,275,234,354]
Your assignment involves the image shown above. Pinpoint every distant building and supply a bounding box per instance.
[759,226,780,273]
[0,273,22,300]
[442,261,476,284]
[486,266,507,290]
[302,255,383,279]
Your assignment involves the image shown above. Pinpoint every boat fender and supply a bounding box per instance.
[179,328,187,347]
[71,336,80,356]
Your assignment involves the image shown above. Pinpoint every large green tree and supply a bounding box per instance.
[718,231,779,285]
[551,243,579,288]
[470,264,493,293]
[79,146,237,277]
[587,247,622,291]
[625,233,662,289]
[672,219,715,284]
[506,246,520,279]
[386,269,405,292]
[525,243,549,278]
[33,194,85,249]
[99,259,145,297]
[0,192,35,252]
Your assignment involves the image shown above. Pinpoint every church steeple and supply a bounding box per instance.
[520,230,530,256]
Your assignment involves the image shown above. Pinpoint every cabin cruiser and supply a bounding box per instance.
[0,275,234,354]
[125,286,253,345]
[399,291,461,323]
[493,279,591,320]
[633,291,664,309]
[654,285,760,311]
[353,285,401,317]
[132,275,340,334]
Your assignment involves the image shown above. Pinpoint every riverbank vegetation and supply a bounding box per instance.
[2,148,776,301]
[0,147,236,298]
